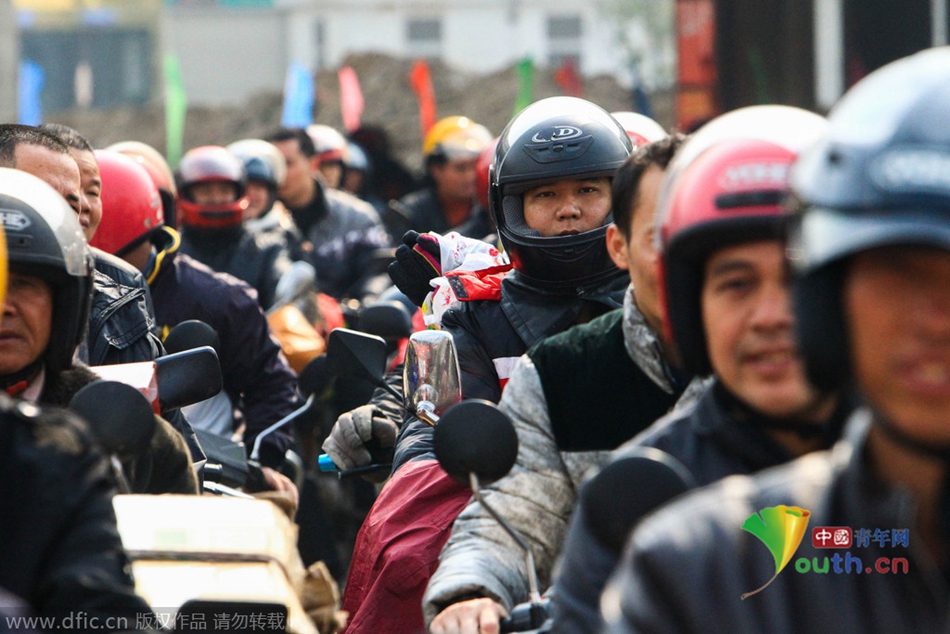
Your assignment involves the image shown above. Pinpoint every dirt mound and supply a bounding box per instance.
[50,52,671,175]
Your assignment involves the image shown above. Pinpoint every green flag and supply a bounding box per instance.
[163,54,187,168]
[513,57,534,116]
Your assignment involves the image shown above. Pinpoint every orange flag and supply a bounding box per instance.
[554,59,583,97]
[410,60,438,139]
[338,65,364,133]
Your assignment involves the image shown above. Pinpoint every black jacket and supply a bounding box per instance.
[148,228,299,468]
[179,225,292,311]
[601,412,940,634]
[392,268,629,473]
[83,248,164,367]
[286,179,391,301]
[552,381,851,634]
[0,393,152,628]
[389,187,494,241]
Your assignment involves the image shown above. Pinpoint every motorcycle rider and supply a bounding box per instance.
[177,145,294,311]
[306,124,348,190]
[0,167,196,495]
[267,127,391,302]
[0,125,202,464]
[552,106,853,633]
[602,46,950,634]
[424,126,698,634]
[334,97,633,634]
[0,216,154,629]
[226,138,306,260]
[387,116,495,241]
[91,150,300,501]
[0,124,164,367]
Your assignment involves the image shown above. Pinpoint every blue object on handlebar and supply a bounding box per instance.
[318,454,338,472]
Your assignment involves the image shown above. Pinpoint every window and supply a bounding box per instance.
[407,17,442,59]
[547,14,582,67]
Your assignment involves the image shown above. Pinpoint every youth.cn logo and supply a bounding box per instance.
[740,505,810,600]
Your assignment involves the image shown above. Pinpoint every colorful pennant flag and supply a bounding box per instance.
[18,60,44,126]
[281,62,315,129]
[513,57,534,116]
[410,60,437,139]
[163,54,187,168]
[338,65,364,133]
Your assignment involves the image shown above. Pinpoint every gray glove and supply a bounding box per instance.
[322,404,398,472]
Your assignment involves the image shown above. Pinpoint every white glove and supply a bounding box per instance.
[322,404,398,471]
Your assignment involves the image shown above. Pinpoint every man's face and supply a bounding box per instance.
[69,148,102,241]
[608,165,664,334]
[244,181,272,220]
[0,273,53,375]
[702,240,828,419]
[522,177,612,238]
[14,144,81,215]
[189,181,237,205]
[274,139,314,203]
[431,158,478,203]
[845,246,950,443]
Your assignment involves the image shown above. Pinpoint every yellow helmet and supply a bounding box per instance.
[423,116,493,161]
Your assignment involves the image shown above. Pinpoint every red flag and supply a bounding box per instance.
[410,60,438,139]
[338,65,364,133]
[554,59,583,98]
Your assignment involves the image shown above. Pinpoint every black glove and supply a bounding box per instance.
[388,230,442,307]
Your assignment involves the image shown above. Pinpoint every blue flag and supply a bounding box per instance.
[18,60,44,126]
[281,62,314,128]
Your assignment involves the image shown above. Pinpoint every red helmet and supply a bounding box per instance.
[656,105,828,375]
[105,140,179,228]
[610,112,668,150]
[90,150,164,256]
[177,146,248,229]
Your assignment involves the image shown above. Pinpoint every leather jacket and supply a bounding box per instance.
[602,412,949,634]
[82,248,164,367]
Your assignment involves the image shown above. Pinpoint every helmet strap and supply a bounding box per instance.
[713,380,846,444]
[872,407,950,462]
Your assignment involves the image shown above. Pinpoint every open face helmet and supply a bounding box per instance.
[90,150,164,257]
[656,105,828,374]
[424,116,493,163]
[105,140,178,228]
[0,168,94,374]
[789,47,950,392]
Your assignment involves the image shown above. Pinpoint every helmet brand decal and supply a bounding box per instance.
[871,149,950,193]
[719,162,790,191]
[0,209,31,231]
[531,126,584,143]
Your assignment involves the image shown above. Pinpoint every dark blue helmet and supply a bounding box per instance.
[789,47,950,392]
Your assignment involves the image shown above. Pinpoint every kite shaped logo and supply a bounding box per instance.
[740,505,810,600]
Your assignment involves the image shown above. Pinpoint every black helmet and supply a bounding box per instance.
[789,47,950,392]
[490,97,632,289]
[0,168,94,374]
